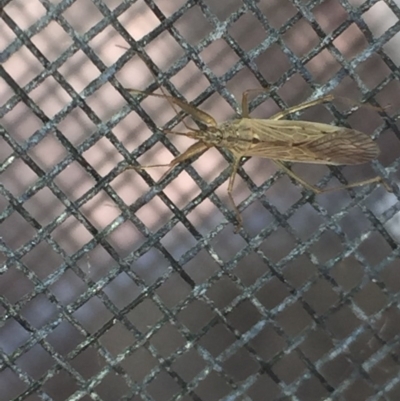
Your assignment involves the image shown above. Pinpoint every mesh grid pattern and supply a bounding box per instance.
[1,0,400,400]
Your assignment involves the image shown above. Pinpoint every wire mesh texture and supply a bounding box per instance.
[1,0,400,400]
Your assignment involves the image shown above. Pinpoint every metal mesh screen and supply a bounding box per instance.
[1,0,400,400]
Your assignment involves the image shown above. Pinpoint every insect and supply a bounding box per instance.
[127,86,390,232]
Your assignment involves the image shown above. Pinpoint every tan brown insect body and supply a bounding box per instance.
[128,88,390,232]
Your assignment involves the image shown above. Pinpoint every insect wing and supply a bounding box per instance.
[244,119,379,165]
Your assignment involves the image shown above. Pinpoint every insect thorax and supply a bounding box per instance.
[199,119,252,148]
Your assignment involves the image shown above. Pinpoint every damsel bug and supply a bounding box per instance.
[127,86,390,232]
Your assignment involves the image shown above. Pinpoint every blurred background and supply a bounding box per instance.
[1,0,400,400]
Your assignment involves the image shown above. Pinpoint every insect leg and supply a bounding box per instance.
[241,88,271,118]
[273,160,391,193]
[127,88,218,128]
[128,141,211,182]
[270,95,335,121]
[227,155,244,232]
[271,95,388,121]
